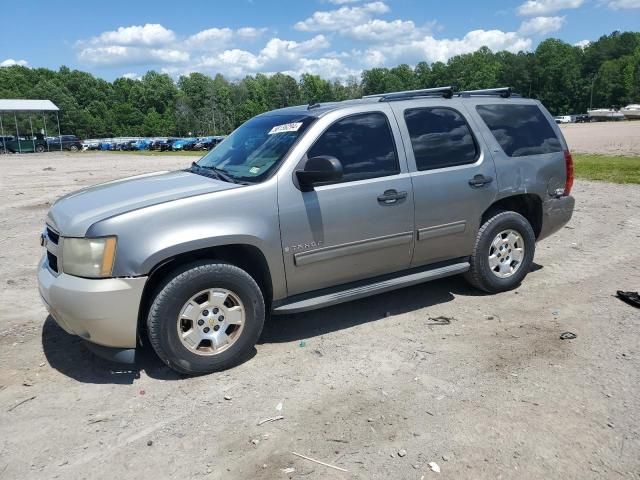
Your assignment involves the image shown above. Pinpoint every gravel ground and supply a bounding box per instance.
[561,121,640,156]
[0,147,639,479]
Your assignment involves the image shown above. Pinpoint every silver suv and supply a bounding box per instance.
[38,87,575,374]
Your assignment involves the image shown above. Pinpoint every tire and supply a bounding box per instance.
[35,144,45,153]
[464,211,536,293]
[147,261,265,375]
[69,145,79,152]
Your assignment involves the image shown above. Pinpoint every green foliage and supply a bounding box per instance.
[0,30,638,138]
[573,154,640,184]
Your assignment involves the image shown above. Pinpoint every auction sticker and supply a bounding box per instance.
[268,122,303,135]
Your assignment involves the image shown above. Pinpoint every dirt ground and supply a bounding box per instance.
[1,138,639,479]
[560,121,640,155]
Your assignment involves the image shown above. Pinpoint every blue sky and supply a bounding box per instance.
[1,0,639,80]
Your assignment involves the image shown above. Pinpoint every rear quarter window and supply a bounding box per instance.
[476,104,562,157]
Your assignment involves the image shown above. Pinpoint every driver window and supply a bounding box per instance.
[307,112,399,183]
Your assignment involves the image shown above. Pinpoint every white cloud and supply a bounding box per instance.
[185,27,265,50]
[77,24,267,67]
[89,24,176,46]
[361,29,532,67]
[604,0,640,8]
[517,0,584,15]
[518,16,566,35]
[295,1,390,31]
[0,58,28,67]
[328,0,362,4]
[73,8,546,81]
[185,28,234,49]
[78,46,189,66]
[281,57,360,79]
[349,19,436,42]
[574,39,591,48]
[121,72,142,80]
[195,35,334,78]
[237,27,268,39]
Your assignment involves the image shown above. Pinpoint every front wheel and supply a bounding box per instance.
[147,261,265,375]
[464,211,535,293]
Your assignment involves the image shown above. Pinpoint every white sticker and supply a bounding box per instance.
[268,122,303,135]
[249,166,261,174]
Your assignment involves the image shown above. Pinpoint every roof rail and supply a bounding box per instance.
[457,87,517,98]
[363,86,454,102]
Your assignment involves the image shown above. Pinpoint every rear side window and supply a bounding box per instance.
[308,112,399,183]
[404,108,478,171]
[476,104,562,157]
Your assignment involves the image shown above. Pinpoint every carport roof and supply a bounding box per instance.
[0,99,59,112]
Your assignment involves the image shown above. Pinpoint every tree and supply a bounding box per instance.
[0,29,637,137]
[299,74,332,103]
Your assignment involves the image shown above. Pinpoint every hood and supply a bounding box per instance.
[47,170,239,236]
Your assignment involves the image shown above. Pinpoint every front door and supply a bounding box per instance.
[278,107,414,296]
[389,102,498,267]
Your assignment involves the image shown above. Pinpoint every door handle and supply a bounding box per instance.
[468,174,494,188]
[377,189,408,204]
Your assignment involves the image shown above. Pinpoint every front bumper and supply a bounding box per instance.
[37,256,147,349]
[538,195,575,241]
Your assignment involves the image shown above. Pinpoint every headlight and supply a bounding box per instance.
[62,237,117,278]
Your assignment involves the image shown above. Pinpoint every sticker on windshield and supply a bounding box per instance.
[249,166,261,174]
[268,122,303,135]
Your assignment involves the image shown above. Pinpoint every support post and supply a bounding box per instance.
[0,113,6,154]
[55,112,62,152]
[29,114,35,152]
[14,112,21,154]
[43,113,50,152]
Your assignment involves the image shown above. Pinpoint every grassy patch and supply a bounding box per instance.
[573,154,640,184]
[104,150,204,157]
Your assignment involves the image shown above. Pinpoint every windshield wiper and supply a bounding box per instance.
[189,162,239,184]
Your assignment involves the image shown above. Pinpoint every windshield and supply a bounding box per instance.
[197,114,316,183]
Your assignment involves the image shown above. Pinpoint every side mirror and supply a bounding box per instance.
[296,156,343,191]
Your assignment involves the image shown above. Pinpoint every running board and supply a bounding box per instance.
[273,261,469,315]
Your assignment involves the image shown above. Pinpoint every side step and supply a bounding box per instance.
[273,261,470,315]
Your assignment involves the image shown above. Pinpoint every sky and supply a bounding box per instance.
[1,0,639,81]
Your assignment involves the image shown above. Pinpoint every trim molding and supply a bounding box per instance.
[294,231,413,266]
[417,220,466,241]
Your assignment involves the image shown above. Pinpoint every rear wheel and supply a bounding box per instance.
[35,144,45,153]
[465,211,535,293]
[147,261,265,375]
[69,145,79,152]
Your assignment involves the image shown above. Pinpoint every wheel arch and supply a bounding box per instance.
[137,243,274,344]
[481,193,543,238]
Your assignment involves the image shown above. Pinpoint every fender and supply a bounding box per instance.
[86,179,288,300]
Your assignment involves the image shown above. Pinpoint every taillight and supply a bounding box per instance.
[564,150,574,196]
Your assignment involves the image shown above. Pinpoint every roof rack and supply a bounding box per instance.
[457,87,518,98]
[363,86,455,102]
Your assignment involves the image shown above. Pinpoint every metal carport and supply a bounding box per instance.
[0,99,61,154]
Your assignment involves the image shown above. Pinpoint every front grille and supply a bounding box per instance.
[47,251,59,273]
[46,227,59,244]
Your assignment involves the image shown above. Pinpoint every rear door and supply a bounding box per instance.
[390,100,498,267]
[277,106,414,296]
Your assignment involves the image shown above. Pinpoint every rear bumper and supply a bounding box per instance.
[37,256,147,349]
[538,195,575,241]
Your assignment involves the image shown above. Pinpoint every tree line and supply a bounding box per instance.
[0,31,638,139]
